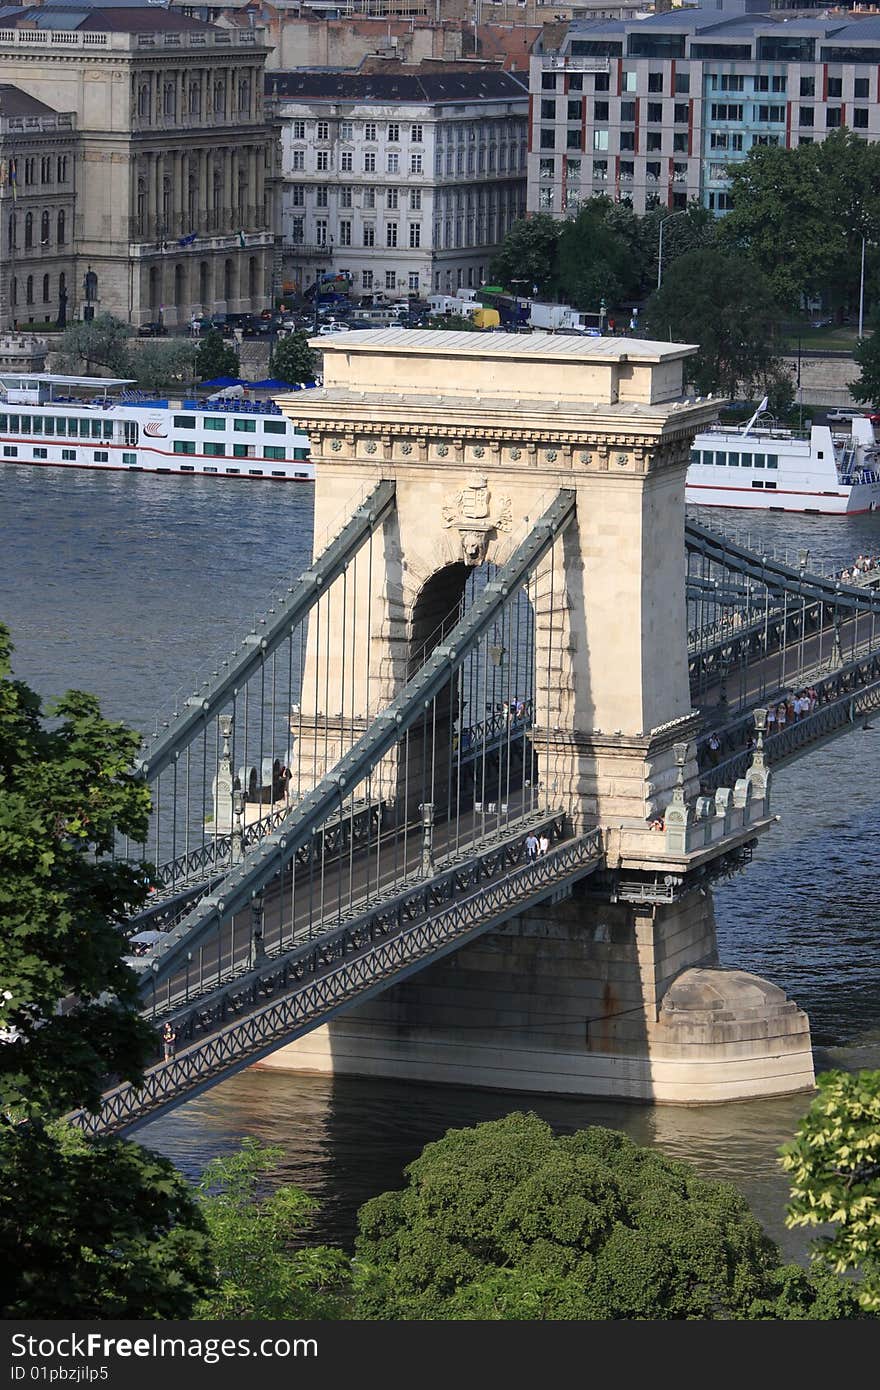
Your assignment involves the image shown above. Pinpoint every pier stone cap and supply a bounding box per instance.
[314,328,698,406]
[662,967,788,1017]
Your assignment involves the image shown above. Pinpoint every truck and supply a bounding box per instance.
[527,301,595,333]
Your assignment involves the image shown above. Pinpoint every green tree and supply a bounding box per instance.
[781,1069,880,1313]
[196,329,240,381]
[0,624,214,1317]
[58,313,132,377]
[721,131,880,312]
[2,1122,212,1319]
[555,201,640,313]
[645,248,783,400]
[353,1112,860,1320]
[490,213,562,298]
[194,1138,350,1319]
[270,331,318,384]
[850,318,880,406]
[132,339,198,393]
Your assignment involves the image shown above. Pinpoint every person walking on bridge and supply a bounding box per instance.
[525,832,539,862]
[162,1021,177,1062]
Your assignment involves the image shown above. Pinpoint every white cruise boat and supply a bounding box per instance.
[0,373,315,482]
[686,405,880,515]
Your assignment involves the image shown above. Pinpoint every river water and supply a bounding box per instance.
[3,463,880,1264]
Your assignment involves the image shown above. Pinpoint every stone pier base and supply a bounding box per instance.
[256,886,815,1104]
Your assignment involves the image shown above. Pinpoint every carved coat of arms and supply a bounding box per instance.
[442,473,512,565]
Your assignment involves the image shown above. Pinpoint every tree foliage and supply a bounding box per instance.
[781,1068,880,1312]
[270,331,318,384]
[58,313,132,377]
[131,339,197,393]
[196,329,240,382]
[0,624,155,1119]
[0,624,213,1318]
[2,1122,212,1319]
[645,248,785,400]
[555,201,642,312]
[194,1138,350,1320]
[720,130,880,311]
[850,319,880,406]
[490,213,562,298]
[353,1112,860,1320]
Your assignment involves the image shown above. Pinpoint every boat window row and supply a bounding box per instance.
[0,413,120,440]
[172,441,308,461]
[174,414,288,435]
[690,450,779,469]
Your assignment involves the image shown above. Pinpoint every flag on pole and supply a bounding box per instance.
[757,394,769,414]
[238,230,246,248]
[9,157,17,199]
[178,231,197,247]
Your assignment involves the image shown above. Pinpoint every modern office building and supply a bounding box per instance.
[271,66,528,299]
[528,11,880,218]
[0,6,278,326]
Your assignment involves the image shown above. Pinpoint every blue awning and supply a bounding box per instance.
[199,375,247,389]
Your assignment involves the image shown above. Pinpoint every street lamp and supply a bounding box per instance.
[657,208,689,290]
[859,233,867,341]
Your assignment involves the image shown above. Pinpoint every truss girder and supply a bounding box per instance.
[685,520,880,614]
[130,489,577,995]
[75,827,602,1136]
[138,479,397,782]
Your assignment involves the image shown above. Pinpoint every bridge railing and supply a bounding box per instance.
[72,822,603,1136]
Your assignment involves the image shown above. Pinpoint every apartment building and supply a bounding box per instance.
[0,6,277,326]
[271,66,528,300]
[528,11,880,218]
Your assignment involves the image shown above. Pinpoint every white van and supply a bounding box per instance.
[349,307,400,328]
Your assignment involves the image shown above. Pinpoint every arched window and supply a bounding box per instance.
[199,260,209,306]
[214,81,225,117]
[24,211,33,249]
[42,273,50,303]
[57,210,66,246]
[238,79,250,114]
[11,276,17,306]
[138,84,151,119]
[224,257,234,302]
[7,215,15,250]
[248,255,257,300]
[149,264,160,311]
[187,174,197,229]
[59,271,66,296]
[137,177,147,237]
[189,82,200,116]
[25,274,33,304]
[41,210,50,246]
[57,155,68,183]
[174,262,186,309]
[163,83,176,118]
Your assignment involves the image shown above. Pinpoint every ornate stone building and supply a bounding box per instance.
[0,85,77,332]
[271,66,528,301]
[0,7,278,327]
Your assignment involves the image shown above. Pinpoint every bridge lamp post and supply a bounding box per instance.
[419,801,435,878]
[231,787,245,865]
[251,888,266,967]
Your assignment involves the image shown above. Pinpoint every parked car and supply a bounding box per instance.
[810,316,833,329]
[317,322,348,336]
[138,320,167,337]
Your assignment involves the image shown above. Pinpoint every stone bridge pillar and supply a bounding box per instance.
[282,331,718,828]
[271,332,814,1104]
